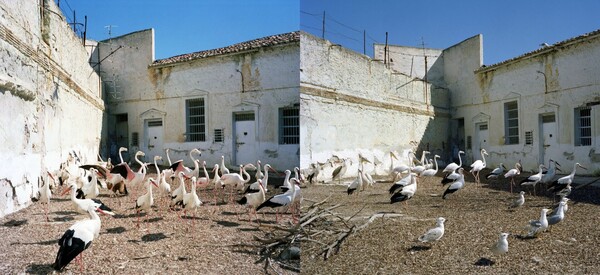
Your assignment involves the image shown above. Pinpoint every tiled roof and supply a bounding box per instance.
[477,28,600,72]
[152,31,300,66]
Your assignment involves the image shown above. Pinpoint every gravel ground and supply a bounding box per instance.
[300,169,600,274]
[0,172,299,274]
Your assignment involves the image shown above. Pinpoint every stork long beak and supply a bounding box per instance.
[47,172,56,183]
[555,167,562,172]
[150,179,159,187]
[96,208,107,215]
[579,165,588,170]
[60,186,72,196]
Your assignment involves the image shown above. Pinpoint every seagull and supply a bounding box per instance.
[547,200,567,226]
[418,217,446,243]
[509,191,525,209]
[525,208,549,237]
[469,149,488,185]
[504,161,522,193]
[520,164,545,196]
[442,168,465,199]
[549,197,570,216]
[490,232,509,256]
[485,163,507,181]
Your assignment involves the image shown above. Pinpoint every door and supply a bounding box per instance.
[145,119,164,159]
[474,123,489,160]
[234,113,257,166]
[540,113,557,165]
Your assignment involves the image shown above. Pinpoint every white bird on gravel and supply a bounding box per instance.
[469,148,488,185]
[509,191,525,209]
[418,217,446,243]
[420,155,440,177]
[442,150,464,174]
[525,208,549,237]
[520,164,545,196]
[490,232,509,256]
[504,161,522,193]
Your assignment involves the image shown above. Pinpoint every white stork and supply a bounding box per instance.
[237,179,266,223]
[485,163,507,181]
[442,168,465,199]
[135,178,158,228]
[442,150,465,174]
[390,173,417,205]
[469,149,488,185]
[547,162,586,194]
[256,178,298,223]
[182,176,203,224]
[420,155,440,177]
[520,164,545,196]
[62,182,114,216]
[52,205,105,272]
[504,161,522,193]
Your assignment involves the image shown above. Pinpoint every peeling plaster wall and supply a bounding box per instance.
[0,0,103,217]
[300,33,450,181]
[451,33,600,173]
[100,31,300,170]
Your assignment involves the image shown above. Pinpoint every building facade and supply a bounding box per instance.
[95,31,300,170]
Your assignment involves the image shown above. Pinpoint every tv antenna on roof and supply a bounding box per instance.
[104,25,118,39]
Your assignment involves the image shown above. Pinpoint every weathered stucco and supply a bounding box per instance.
[0,0,103,217]
[450,31,600,173]
[97,31,300,170]
[300,32,450,181]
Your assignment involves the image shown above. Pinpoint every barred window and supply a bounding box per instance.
[186,98,206,142]
[214,129,224,143]
[574,107,591,146]
[279,106,299,144]
[504,101,519,144]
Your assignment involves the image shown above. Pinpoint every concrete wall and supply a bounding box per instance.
[301,32,450,182]
[0,0,104,217]
[98,31,300,170]
[450,32,600,174]
[374,44,445,88]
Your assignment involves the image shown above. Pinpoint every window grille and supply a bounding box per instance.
[575,107,591,146]
[186,98,206,142]
[279,107,299,144]
[504,101,519,144]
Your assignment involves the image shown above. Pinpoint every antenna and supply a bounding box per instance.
[104,25,118,39]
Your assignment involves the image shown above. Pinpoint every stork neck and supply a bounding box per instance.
[242,167,251,183]
[481,151,486,166]
[166,149,172,166]
[458,152,463,167]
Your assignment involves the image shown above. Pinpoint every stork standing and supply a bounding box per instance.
[540,159,562,188]
[220,164,251,203]
[520,164,545,196]
[182,176,203,225]
[547,162,587,194]
[469,149,488,186]
[256,179,298,223]
[442,168,466,199]
[135,178,158,228]
[244,164,276,194]
[33,172,55,222]
[237,179,266,223]
[62,182,114,216]
[52,205,104,272]
[442,150,465,174]
[420,155,440,177]
[220,155,230,176]
[504,161,522,193]
[332,158,350,184]
[171,172,187,209]
[390,173,417,205]
[485,163,507,182]
[347,169,364,195]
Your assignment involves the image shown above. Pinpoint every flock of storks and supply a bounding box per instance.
[316,148,588,261]
[31,147,303,272]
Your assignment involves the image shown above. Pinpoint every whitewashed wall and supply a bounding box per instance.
[450,32,600,174]
[98,31,300,170]
[374,44,445,88]
[300,32,450,182]
[0,0,103,217]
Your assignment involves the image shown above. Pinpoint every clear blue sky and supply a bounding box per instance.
[58,0,299,60]
[301,0,600,65]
